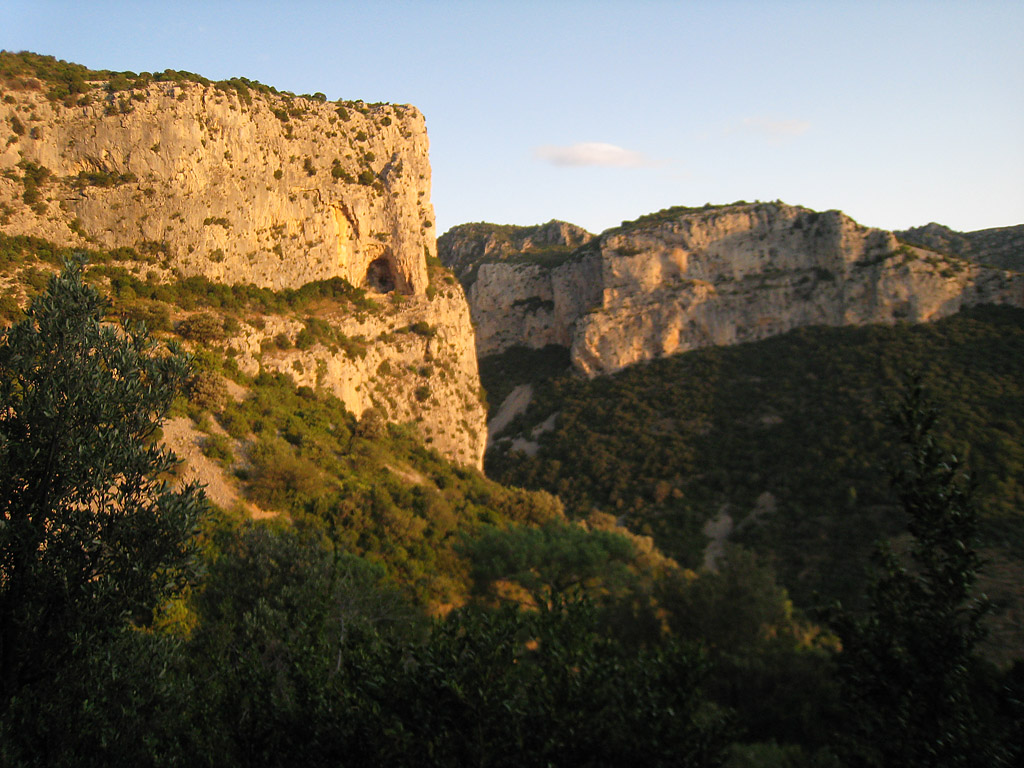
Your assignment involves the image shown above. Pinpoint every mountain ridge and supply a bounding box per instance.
[440,202,1024,376]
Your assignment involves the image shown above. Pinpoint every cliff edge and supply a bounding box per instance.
[0,53,485,466]
[441,202,1024,377]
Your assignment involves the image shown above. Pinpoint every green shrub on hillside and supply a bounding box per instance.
[488,307,1024,613]
[73,169,137,188]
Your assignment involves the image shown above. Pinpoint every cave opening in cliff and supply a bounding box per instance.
[364,257,396,293]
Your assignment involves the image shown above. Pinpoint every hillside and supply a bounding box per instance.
[2,52,1021,765]
[484,307,1024,665]
[441,202,1024,376]
[897,222,1024,272]
[0,51,485,466]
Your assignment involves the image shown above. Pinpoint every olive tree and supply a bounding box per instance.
[0,260,206,717]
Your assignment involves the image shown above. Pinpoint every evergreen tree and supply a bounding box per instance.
[0,261,205,743]
[828,377,1004,767]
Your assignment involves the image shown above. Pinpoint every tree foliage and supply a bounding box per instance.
[486,307,1024,616]
[338,597,732,768]
[827,378,1005,767]
[0,261,205,724]
[464,520,637,608]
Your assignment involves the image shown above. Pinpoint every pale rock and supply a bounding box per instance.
[443,203,1024,377]
[1,81,486,466]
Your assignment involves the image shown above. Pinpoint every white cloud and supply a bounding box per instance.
[533,142,652,168]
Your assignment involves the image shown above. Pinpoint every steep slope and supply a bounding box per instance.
[485,307,1024,666]
[0,53,485,466]
[438,221,599,354]
[0,60,435,292]
[441,202,1024,377]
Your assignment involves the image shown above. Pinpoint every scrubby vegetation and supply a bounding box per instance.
[0,237,1015,766]
[0,50,393,113]
[604,199,766,233]
[486,309,1024,659]
[0,260,751,765]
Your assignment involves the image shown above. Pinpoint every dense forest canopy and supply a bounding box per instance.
[485,307,1024,662]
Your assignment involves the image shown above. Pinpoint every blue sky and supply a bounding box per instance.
[3,1,1022,235]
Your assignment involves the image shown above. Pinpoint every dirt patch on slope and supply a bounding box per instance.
[161,416,274,518]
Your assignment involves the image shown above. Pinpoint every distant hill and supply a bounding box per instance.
[442,202,1024,375]
[897,222,1024,271]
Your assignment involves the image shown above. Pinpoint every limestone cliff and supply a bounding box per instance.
[0,58,485,466]
[438,220,600,354]
[1,78,435,293]
[441,202,1024,377]
[438,219,593,280]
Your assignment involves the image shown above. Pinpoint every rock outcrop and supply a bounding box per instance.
[438,219,593,279]
[1,62,486,466]
[896,222,1024,272]
[1,80,435,293]
[223,274,486,467]
[438,220,600,354]
[441,202,1024,377]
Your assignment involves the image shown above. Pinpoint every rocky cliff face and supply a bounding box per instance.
[438,220,600,354]
[1,80,435,293]
[441,203,1024,377]
[438,219,593,279]
[1,65,486,466]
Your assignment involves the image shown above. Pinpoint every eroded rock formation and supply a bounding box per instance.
[441,203,1024,377]
[1,70,486,466]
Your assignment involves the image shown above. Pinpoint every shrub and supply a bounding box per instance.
[73,169,137,188]
[177,312,225,344]
[404,321,436,338]
[331,161,353,183]
[189,369,228,411]
[201,433,234,465]
[217,408,250,439]
[120,301,171,332]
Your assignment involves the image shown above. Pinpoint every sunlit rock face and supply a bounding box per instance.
[443,203,1024,377]
[1,78,487,467]
[1,81,435,292]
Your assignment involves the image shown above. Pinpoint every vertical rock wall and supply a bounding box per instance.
[0,75,486,466]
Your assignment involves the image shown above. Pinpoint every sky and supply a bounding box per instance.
[3,0,1022,236]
